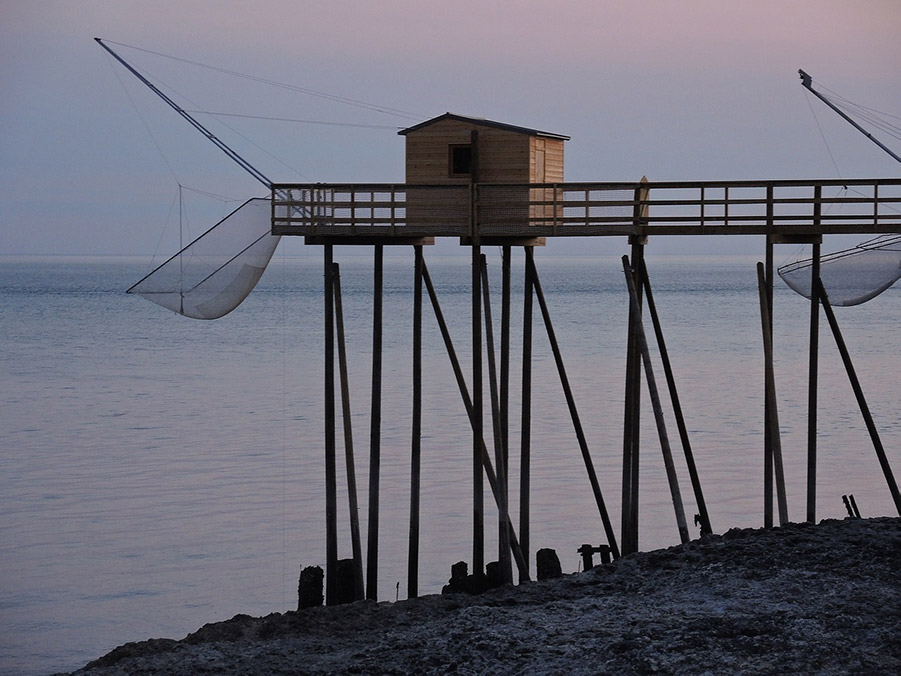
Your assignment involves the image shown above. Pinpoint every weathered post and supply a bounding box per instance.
[421,258,530,579]
[366,245,383,600]
[500,245,513,584]
[480,254,512,584]
[472,245,484,579]
[529,248,620,558]
[323,246,338,605]
[408,245,423,598]
[332,264,364,600]
[639,261,712,535]
[622,233,646,555]
[756,262,789,526]
[520,246,534,581]
[817,278,901,516]
[622,256,690,545]
[807,224,822,522]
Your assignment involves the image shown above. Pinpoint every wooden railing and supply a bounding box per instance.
[271,178,901,239]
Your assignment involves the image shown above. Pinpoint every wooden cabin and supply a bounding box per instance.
[399,112,568,184]
[398,113,569,233]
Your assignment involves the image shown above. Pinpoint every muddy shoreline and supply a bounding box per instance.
[72,517,900,674]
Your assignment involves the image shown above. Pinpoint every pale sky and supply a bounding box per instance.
[2,0,899,256]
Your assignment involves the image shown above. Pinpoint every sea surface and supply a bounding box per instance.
[2,252,898,675]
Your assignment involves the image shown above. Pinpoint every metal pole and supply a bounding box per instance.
[407,245,423,598]
[366,245,383,600]
[621,256,690,545]
[529,249,620,558]
[332,263,365,600]
[323,245,338,605]
[817,279,901,515]
[519,246,533,581]
[639,261,712,535]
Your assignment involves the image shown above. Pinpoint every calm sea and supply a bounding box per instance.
[2,252,898,675]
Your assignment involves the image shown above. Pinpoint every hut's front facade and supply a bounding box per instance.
[400,113,569,234]
[399,112,568,184]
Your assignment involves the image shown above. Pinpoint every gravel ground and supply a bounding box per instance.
[71,517,900,674]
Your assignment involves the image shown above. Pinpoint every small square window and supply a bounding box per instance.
[449,145,472,177]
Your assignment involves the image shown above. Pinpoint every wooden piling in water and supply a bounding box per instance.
[755,262,789,526]
[807,232,822,523]
[816,278,901,516]
[480,255,512,583]
[331,263,365,600]
[528,248,620,559]
[472,246,484,577]
[366,246,383,600]
[408,245,423,598]
[639,261,712,535]
[621,256,690,545]
[421,257,530,579]
[500,246,513,584]
[323,246,338,605]
[519,246,534,581]
[764,232,775,529]
[621,239,645,554]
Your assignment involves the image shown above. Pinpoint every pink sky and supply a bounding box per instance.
[2,0,899,254]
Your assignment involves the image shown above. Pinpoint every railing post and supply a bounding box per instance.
[873,182,879,227]
[700,186,705,228]
[724,185,730,227]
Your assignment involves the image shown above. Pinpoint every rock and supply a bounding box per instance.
[536,548,563,580]
[297,566,323,609]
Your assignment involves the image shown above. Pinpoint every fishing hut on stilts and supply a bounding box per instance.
[101,34,901,606]
[270,113,901,604]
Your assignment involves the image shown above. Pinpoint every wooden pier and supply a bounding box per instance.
[272,176,901,605]
[272,178,901,240]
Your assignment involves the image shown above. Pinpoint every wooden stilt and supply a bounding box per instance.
[407,245,423,598]
[621,256,690,545]
[421,257,530,579]
[807,235,821,523]
[323,245,338,605]
[528,249,620,559]
[621,239,644,555]
[817,279,901,515]
[764,233,775,529]
[472,246,484,578]
[366,245,383,600]
[480,254,512,583]
[519,246,534,581]
[332,263,365,600]
[639,261,712,535]
[756,262,789,526]
[500,246,512,583]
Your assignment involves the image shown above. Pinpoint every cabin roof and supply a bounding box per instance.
[398,112,570,140]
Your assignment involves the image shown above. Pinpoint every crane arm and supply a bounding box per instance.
[799,69,901,164]
[96,38,273,187]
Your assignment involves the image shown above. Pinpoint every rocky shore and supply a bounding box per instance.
[73,517,899,674]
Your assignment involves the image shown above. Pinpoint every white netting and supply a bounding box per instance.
[778,235,901,306]
[127,198,280,319]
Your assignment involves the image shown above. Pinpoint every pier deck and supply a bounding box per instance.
[272,177,901,241]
